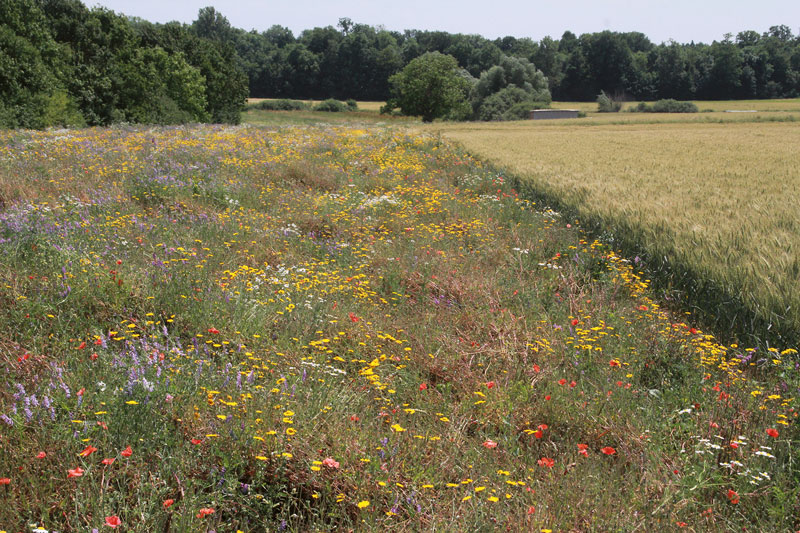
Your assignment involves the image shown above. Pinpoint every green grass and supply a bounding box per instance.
[0,123,797,532]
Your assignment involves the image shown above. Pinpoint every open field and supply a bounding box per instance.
[552,98,800,114]
[242,108,406,127]
[434,119,800,344]
[242,101,410,128]
[246,99,386,112]
[1,124,797,531]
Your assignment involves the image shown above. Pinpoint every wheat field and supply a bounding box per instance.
[435,119,800,343]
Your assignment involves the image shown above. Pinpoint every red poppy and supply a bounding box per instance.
[544,395,551,401]
[322,457,340,469]
[527,505,536,515]
[190,438,203,445]
[601,446,616,455]
[0,478,10,485]
[77,341,87,350]
[558,378,567,386]
[609,360,620,367]
[537,457,554,468]
[67,467,84,478]
[533,430,543,439]
[726,489,739,504]
[78,445,98,457]
[571,319,579,326]
[482,440,498,449]
[207,327,220,334]
[101,458,115,466]
[730,442,739,449]
[163,498,175,508]
[533,364,540,373]
[348,312,360,323]
[36,451,46,459]
[766,428,779,438]
[419,383,427,391]
[120,446,132,458]
[577,443,589,457]
[105,515,121,528]
[196,507,215,518]
[350,415,359,422]
[486,381,495,389]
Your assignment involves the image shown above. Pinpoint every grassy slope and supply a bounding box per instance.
[0,123,797,532]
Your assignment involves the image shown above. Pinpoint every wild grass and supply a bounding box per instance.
[0,123,797,532]
[433,120,800,345]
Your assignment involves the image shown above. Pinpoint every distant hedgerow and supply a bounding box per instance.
[313,99,351,112]
[255,99,311,111]
[632,99,699,113]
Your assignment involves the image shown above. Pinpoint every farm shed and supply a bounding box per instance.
[530,109,580,120]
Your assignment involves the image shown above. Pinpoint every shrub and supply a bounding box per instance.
[471,56,551,121]
[313,99,349,112]
[503,101,549,121]
[632,100,698,113]
[596,91,622,112]
[255,99,311,111]
[477,87,548,121]
[652,99,698,113]
[345,99,358,110]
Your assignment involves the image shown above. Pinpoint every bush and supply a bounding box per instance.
[652,99,698,113]
[313,99,349,112]
[255,99,311,111]
[477,87,548,121]
[503,101,548,120]
[345,99,358,111]
[632,99,698,113]
[596,91,622,113]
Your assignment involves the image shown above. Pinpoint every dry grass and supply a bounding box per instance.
[434,119,800,342]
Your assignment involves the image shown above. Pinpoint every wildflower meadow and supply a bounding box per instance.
[0,124,797,531]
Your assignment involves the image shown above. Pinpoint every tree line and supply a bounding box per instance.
[3,0,799,129]
[1,0,247,129]
[232,16,800,102]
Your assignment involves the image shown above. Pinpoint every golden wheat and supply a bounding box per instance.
[435,119,800,340]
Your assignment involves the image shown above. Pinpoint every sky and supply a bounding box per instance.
[90,0,799,45]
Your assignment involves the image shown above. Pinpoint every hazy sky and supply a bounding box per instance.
[90,0,799,44]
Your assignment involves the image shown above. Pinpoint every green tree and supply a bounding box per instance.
[383,52,471,122]
[471,55,550,120]
[0,0,67,128]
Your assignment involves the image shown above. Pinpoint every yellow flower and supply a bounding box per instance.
[286,427,297,435]
[357,500,370,509]
[126,400,139,405]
